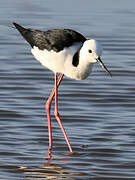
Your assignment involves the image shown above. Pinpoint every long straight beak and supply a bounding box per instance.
[96,57,112,77]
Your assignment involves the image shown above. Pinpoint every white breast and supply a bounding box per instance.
[31,42,93,80]
[31,43,81,73]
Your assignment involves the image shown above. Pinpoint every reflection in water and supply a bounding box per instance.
[19,158,87,179]
[16,152,89,179]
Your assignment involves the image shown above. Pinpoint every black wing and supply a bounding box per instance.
[13,23,86,52]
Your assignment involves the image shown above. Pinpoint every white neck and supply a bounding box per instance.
[64,50,93,80]
[75,56,93,80]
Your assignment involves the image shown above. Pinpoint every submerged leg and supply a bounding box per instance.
[54,73,73,153]
[45,73,64,158]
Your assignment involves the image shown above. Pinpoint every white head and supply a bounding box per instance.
[80,39,112,76]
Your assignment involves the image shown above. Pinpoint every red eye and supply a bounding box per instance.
[88,50,92,53]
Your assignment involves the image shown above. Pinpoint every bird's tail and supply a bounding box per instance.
[13,22,34,47]
[13,22,27,36]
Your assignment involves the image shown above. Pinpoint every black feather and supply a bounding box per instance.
[72,48,81,67]
[13,22,86,52]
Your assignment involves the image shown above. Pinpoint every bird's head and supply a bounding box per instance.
[80,39,112,76]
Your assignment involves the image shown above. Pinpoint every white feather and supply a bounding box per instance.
[31,39,103,80]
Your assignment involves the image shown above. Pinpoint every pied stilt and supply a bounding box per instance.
[13,22,112,158]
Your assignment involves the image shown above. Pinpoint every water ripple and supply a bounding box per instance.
[1,0,135,179]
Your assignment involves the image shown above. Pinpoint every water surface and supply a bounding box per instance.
[0,0,135,179]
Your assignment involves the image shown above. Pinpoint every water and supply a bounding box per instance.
[0,0,135,179]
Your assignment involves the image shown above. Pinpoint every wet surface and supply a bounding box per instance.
[0,0,135,179]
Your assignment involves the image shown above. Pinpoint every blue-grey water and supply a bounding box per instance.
[0,0,135,179]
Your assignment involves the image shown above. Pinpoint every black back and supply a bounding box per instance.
[13,23,86,52]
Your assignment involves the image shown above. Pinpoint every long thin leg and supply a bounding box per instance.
[54,73,73,153]
[45,73,64,158]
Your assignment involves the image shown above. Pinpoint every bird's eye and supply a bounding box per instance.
[88,50,92,53]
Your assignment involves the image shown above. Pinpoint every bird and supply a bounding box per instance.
[13,22,112,158]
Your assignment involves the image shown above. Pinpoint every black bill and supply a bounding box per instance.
[96,57,112,77]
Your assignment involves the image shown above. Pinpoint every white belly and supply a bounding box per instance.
[31,43,81,73]
[31,43,93,80]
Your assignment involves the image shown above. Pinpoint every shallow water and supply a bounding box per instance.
[0,0,135,179]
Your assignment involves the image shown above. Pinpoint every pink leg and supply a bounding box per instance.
[45,73,64,158]
[54,73,73,153]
